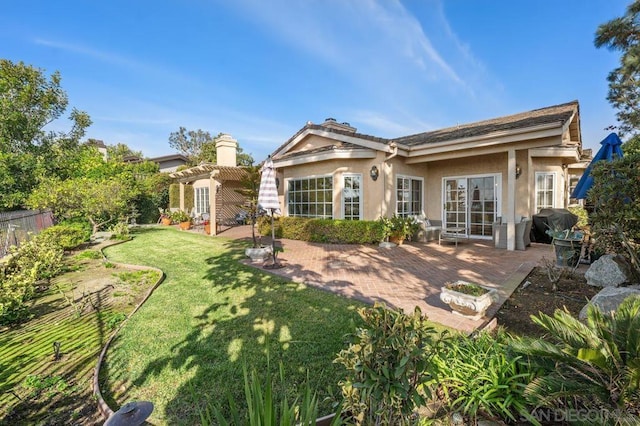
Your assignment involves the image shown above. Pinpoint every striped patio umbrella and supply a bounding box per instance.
[258,156,281,267]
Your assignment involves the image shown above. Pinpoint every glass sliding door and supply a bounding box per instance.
[469,177,496,237]
[443,175,498,238]
[444,178,467,230]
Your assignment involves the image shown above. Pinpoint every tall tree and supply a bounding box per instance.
[168,127,213,165]
[595,1,640,135]
[168,127,254,166]
[0,60,91,210]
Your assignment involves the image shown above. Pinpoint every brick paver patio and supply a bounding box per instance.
[218,225,553,333]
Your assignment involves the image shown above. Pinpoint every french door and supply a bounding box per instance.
[443,175,499,238]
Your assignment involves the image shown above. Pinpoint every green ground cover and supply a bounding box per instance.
[0,250,160,424]
[100,227,365,424]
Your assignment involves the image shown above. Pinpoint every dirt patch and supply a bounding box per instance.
[495,266,599,337]
[0,248,161,426]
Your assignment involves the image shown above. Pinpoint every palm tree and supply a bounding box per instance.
[511,296,640,423]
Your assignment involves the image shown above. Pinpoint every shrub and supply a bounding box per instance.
[588,153,640,270]
[334,303,446,425]
[433,330,536,424]
[510,296,640,423]
[169,184,181,209]
[257,217,385,244]
[109,221,130,240]
[171,210,192,223]
[7,235,64,282]
[39,223,89,251]
[0,269,37,324]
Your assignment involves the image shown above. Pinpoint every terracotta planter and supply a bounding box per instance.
[179,221,192,230]
[204,224,211,234]
[440,280,498,320]
[161,217,172,226]
[389,234,405,245]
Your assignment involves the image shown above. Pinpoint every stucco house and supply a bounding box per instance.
[269,100,587,250]
[169,134,249,235]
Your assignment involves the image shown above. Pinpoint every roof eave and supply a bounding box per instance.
[273,148,377,168]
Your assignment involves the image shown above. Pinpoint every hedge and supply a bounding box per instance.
[257,217,385,244]
[168,184,194,211]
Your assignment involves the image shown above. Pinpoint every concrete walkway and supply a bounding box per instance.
[218,225,553,333]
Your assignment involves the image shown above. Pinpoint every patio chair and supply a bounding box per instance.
[493,217,532,250]
[412,217,442,242]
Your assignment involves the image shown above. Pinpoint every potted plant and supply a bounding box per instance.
[171,210,192,230]
[379,215,419,245]
[440,280,498,320]
[546,228,584,267]
[235,165,272,262]
[159,208,172,225]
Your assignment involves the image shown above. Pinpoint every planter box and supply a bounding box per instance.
[440,281,498,320]
[245,246,272,263]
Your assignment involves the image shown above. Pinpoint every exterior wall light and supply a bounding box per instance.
[515,164,522,179]
[370,165,379,181]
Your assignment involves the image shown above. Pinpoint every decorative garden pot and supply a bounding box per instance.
[204,224,211,234]
[161,217,172,226]
[245,246,273,262]
[553,238,582,267]
[389,234,405,245]
[440,280,498,320]
[179,221,192,230]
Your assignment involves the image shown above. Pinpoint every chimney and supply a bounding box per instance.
[215,133,238,167]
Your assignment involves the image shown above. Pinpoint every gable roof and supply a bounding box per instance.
[272,100,580,160]
[396,101,579,147]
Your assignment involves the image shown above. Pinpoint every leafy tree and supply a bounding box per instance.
[28,175,138,234]
[0,60,91,210]
[168,127,254,166]
[595,1,640,135]
[588,152,640,272]
[623,133,640,155]
[106,142,143,162]
[168,127,213,165]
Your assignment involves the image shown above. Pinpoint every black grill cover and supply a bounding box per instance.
[531,208,579,244]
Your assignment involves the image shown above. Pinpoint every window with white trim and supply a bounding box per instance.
[396,176,423,217]
[287,176,333,218]
[342,174,362,220]
[535,172,555,212]
[195,187,210,215]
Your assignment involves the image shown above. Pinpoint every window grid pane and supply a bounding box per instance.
[396,177,422,217]
[343,175,362,220]
[287,176,333,219]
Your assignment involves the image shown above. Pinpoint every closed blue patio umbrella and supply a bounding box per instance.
[258,156,282,267]
[571,132,624,199]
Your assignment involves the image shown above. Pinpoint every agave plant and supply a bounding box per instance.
[510,295,640,423]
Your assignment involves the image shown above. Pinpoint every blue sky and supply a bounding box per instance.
[1,0,629,162]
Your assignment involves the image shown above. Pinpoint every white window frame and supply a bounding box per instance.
[341,173,363,220]
[285,174,334,219]
[195,186,210,215]
[396,175,424,217]
[535,172,556,213]
[441,173,501,239]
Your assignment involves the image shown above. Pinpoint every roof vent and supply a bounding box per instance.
[321,118,357,133]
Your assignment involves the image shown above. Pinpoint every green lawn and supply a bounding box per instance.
[101,227,365,424]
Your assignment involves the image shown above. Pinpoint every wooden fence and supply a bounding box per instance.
[0,210,54,258]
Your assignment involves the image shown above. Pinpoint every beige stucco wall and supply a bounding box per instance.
[281,152,387,220]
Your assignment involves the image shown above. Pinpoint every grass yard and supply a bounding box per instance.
[100,227,365,424]
[0,249,161,424]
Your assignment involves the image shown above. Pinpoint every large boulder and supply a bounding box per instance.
[585,254,635,288]
[579,286,640,320]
